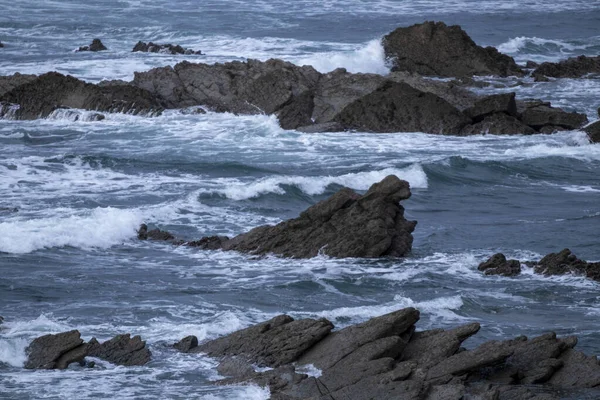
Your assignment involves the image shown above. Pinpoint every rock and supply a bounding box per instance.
[191,315,333,367]
[533,248,600,282]
[584,120,600,143]
[0,316,3,325]
[533,55,600,79]
[77,39,107,52]
[548,348,600,387]
[173,335,198,352]
[382,21,523,77]
[478,253,522,276]
[520,103,588,131]
[460,113,536,136]
[87,334,151,366]
[217,175,417,258]
[0,41,3,48]
[25,330,85,369]
[0,72,164,120]
[464,93,518,122]
[132,41,202,55]
[186,236,230,250]
[297,307,419,370]
[0,73,37,97]
[334,80,471,134]
[525,61,539,69]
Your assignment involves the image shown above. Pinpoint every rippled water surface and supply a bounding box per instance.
[1,1,599,399]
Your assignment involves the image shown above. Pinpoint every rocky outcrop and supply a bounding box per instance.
[77,39,107,52]
[219,175,417,258]
[382,21,524,77]
[132,41,202,55]
[519,101,588,132]
[478,253,522,276]
[584,120,600,143]
[175,307,600,399]
[479,249,600,282]
[0,72,164,119]
[25,331,151,369]
[533,55,600,79]
[0,73,37,97]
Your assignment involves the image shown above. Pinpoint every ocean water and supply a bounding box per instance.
[1,1,600,399]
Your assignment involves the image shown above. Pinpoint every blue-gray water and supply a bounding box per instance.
[1,1,600,399]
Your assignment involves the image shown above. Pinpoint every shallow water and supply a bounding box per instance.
[1,1,600,399]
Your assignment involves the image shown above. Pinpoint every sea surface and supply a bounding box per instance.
[1,1,600,399]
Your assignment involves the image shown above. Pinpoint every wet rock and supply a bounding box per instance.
[137,223,175,241]
[132,41,202,55]
[191,314,333,367]
[464,93,518,122]
[533,55,600,79]
[77,38,107,52]
[533,248,600,282]
[0,73,37,97]
[0,72,164,120]
[520,103,588,131]
[25,330,85,369]
[584,120,600,143]
[87,334,151,366]
[0,41,3,48]
[218,175,417,258]
[334,80,471,134]
[382,21,523,77]
[186,236,230,250]
[173,335,198,352]
[460,113,536,136]
[478,253,522,276]
[525,61,539,69]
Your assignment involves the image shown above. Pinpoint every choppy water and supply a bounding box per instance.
[1,1,600,399]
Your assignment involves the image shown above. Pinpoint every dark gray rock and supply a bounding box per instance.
[0,72,164,120]
[478,253,522,276]
[186,236,230,250]
[533,55,600,79]
[87,334,151,366]
[132,41,202,55]
[548,348,600,388]
[173,335,198,352]
[297,308,419,370]
[77,39,107,52]
[192,314,333,367]
[520,103,588,131]
[137,223,175,241]
[334,80,471,134]
[525,61,540,69]
[219,175,417,258]
[533,248,600,282]
[0,41,3,48]
[0,73,37,97]
[460,113,536,136]
[584,120,600,143]
[382,21,523,77]
[25,330,84,369]
[464,93,518,122]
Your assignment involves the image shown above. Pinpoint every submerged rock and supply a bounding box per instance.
[176,307,600,399]
[533,55,600,79]
[77,38,107,52]
[132,41,202,55]
[219,175,417,258]
[25,331,151,369]
[382,21,523,77]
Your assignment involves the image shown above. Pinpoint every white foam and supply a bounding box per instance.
[0,207,141,254]
[202,165,427,201]
[0,338,28,367]
[298,39,390,75]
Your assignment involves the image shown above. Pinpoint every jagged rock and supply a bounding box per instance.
[533,55,600,79]
[77,39,107,52]
[520,103,587,131]
[25,330,85,369]
[87,334,151,366]
[190,314,333,367]
[464,93,518,122]
[186,236,229,250]
[478,253,522,276]
[218,175,417,258]
[137,224,175,241]
[460,113,536,136]
[382,21,523,77]
[173,335,199,352]
[0,73,37,97]
[584,120,600,143]
[533,249,600,282]
[548,348,600,387]
[132,41,202,55]
[0,72,164,120]
[297,308,419,370]
[333,80,471,134]
[526,61,540,69]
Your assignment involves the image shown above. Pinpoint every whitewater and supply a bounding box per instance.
[1,0,600,399]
